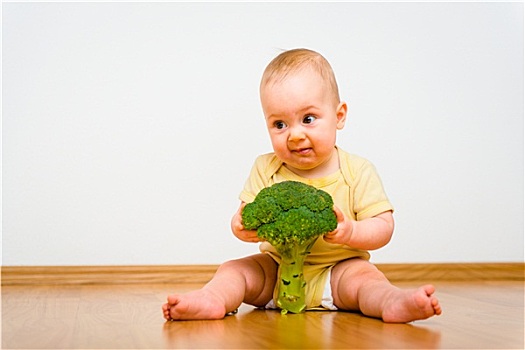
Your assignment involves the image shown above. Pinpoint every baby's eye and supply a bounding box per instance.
[303,115,316,124]
[274,121,287,129]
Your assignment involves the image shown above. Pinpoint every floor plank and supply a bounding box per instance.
[2,281,523,349]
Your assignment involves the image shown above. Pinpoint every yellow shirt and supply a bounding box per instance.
[239,146,394,308]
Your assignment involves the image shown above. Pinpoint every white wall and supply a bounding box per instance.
[3,2,523,266]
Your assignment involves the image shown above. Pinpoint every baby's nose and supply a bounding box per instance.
[288,126,306,141]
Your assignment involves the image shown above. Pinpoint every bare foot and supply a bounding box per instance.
[162,289,227,321]
[382,285,442,323]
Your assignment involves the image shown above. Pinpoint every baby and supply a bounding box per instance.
[163,48,441,323]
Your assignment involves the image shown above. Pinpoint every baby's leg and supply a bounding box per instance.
[331,258,442,323]
[162,253,277,321]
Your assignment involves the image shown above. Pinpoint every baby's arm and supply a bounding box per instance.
[231,202,262,243]
[323,207,394,250]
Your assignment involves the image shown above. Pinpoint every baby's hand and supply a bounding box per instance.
[231,203,262,243]
[323,205,354,246]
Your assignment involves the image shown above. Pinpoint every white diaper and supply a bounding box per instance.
[265,270,338,311]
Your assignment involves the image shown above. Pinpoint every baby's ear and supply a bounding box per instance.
[336,101,347,129]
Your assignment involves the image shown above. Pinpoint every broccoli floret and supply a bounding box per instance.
[242,181,337,314]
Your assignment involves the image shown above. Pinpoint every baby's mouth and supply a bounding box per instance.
[292,148,312,155]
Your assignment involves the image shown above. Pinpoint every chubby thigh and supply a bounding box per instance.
[330,257,390,311]
[231,253,279,307]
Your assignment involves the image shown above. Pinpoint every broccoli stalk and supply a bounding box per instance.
[241,181,337,314]
[272,234,318,314]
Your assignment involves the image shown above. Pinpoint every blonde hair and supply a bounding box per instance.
[260,48,341,104]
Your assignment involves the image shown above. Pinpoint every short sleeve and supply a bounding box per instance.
[239,154,279,203]
[352,159,394,221]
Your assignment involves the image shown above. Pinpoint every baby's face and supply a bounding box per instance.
[260,68,346,178]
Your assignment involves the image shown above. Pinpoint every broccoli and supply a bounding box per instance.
[241,181,337,314]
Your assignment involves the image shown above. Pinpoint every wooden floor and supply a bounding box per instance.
[2,281,523,349]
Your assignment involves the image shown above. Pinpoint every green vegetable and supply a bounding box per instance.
[242,181,337,314]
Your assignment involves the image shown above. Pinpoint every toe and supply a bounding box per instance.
[423,284,435,296]
[432,299,442,315]
[167,294,180,305]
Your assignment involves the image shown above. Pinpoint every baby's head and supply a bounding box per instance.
[259,49,347,178]
[260,48,341,107]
